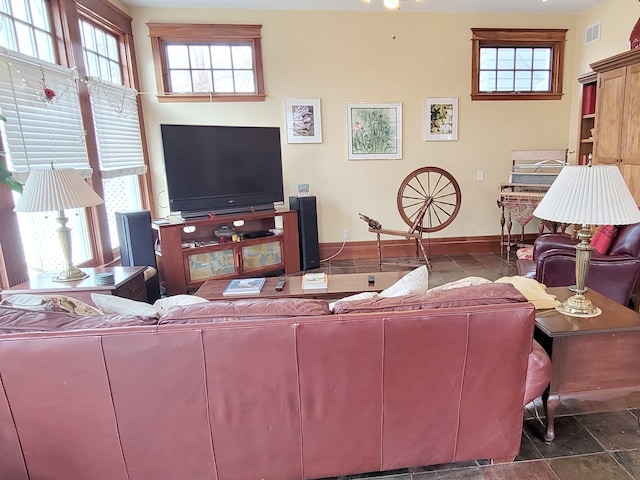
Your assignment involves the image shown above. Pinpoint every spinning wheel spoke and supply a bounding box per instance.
[397,167,461,233]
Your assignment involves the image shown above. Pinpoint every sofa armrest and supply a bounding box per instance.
[533,234,578,259]
[535,249,640,305]
[523,340,551,406]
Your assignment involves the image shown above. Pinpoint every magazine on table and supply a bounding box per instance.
[301,273,328,289]
[223,277,266,295]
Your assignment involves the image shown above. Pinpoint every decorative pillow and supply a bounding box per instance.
[91,293,160,318]
[378,265,429,298]
[333,283,527,314]
[0,294,102,315]
[495,276,560,310]
[590,224,617,254]
[160,297,331,324]
[516,247,534,261]
[328,291,378,313]
[0,305,156,334]
[153,294,209,315]
[428,276,491,292]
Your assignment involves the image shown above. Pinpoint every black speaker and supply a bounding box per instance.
[289,196,320,270]
[115,210,161,302]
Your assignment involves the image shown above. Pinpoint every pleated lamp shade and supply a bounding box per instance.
[533,165,640,226]
[14,168,103,213]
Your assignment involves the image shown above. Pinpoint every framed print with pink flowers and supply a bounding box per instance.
[347,102,402,160]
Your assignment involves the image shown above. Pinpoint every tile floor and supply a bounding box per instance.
[311,252,640,480]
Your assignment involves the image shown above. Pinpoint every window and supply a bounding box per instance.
[0,0,151,287]
[471,28,567,101]
[0,0,55,62]
[81,19,145,251]
[147,23,265,102]
[80,19,122,84]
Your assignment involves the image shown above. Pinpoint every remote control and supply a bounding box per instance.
[368,275,375,285]
[275,279,286,291]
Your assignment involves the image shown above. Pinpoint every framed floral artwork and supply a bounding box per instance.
[285,98,322,143]
[425,97,458,141]
[347,102,402,160]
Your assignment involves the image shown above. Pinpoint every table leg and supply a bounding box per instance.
[542,391,560,442]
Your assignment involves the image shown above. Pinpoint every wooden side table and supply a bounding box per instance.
[1,266,148,306]
[535,287,640,442]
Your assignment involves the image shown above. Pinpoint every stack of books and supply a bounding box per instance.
[301,273,328,290]
[223,277,266,296]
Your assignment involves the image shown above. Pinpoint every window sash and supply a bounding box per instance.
[0,49,91,182]
[86,76,146,178]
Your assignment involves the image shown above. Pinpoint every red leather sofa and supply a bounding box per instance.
[0,284,550,480]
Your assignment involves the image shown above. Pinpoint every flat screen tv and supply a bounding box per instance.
[160,124,284,217]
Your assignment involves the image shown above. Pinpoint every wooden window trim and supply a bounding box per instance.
[471,28,567,101]
[147,23,266,102]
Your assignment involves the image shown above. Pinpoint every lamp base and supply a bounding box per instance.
[53,266,89,282]
[555,293,602,317]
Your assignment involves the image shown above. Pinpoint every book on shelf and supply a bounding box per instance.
[301,273,328,290]
[223,277,266,296]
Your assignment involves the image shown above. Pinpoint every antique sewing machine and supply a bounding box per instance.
[498,149,568,254]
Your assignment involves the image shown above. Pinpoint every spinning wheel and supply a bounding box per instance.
[397,166,461,233]
[359,167,461,270]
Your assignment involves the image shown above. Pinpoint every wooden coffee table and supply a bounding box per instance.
[194,271,407,301]
[535,287,640,442]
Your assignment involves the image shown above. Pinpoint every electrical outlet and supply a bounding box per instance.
[343,228,350,240]
[477,170,484,181]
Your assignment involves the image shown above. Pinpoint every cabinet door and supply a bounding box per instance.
[620,64,640,204]
[594,67,626,165]
[622,63,640,165]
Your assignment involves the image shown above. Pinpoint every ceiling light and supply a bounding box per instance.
[384,0,400,9]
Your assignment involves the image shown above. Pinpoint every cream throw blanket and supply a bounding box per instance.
[495,276,560,310]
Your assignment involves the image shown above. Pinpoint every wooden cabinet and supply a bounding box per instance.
[153,210,300,295]
[591,48,640,203]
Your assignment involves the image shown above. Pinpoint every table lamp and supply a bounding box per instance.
[533,164,640,317]
[14,168,104,282]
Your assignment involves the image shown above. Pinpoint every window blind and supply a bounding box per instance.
[86,77,146,179]
[0,49,91,183]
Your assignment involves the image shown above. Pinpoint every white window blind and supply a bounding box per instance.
[0,50,91,183]
[86,77,146,179]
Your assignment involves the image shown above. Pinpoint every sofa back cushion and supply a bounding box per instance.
[0,306,157,334]
[159,297,332,324]
[609,222,640,258]
[333,283,527,314]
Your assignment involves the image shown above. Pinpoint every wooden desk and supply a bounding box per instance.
[1,266,148,306]
[535,287,640,442]
[195,271,407,301]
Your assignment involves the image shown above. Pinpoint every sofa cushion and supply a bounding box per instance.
[378,265,429,297]
[160,297,331,324]
[590,224,617,254]
[428,276,492,292]
[153,294,209,315]
[91,293,160,318]
[0,305,157,334]
[333,283,527,314]
[0,294,102,315]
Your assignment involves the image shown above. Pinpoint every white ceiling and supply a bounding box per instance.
[123,0,602,14]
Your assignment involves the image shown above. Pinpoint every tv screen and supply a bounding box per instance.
[160,124,285,217]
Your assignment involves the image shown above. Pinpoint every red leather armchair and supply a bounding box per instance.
[518,223,640,306]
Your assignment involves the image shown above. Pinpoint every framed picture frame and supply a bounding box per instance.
[347,102,402,160]
[285,98,322,143]
[425,97,458,141]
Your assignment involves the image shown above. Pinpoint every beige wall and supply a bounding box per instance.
[130,7,591,243]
